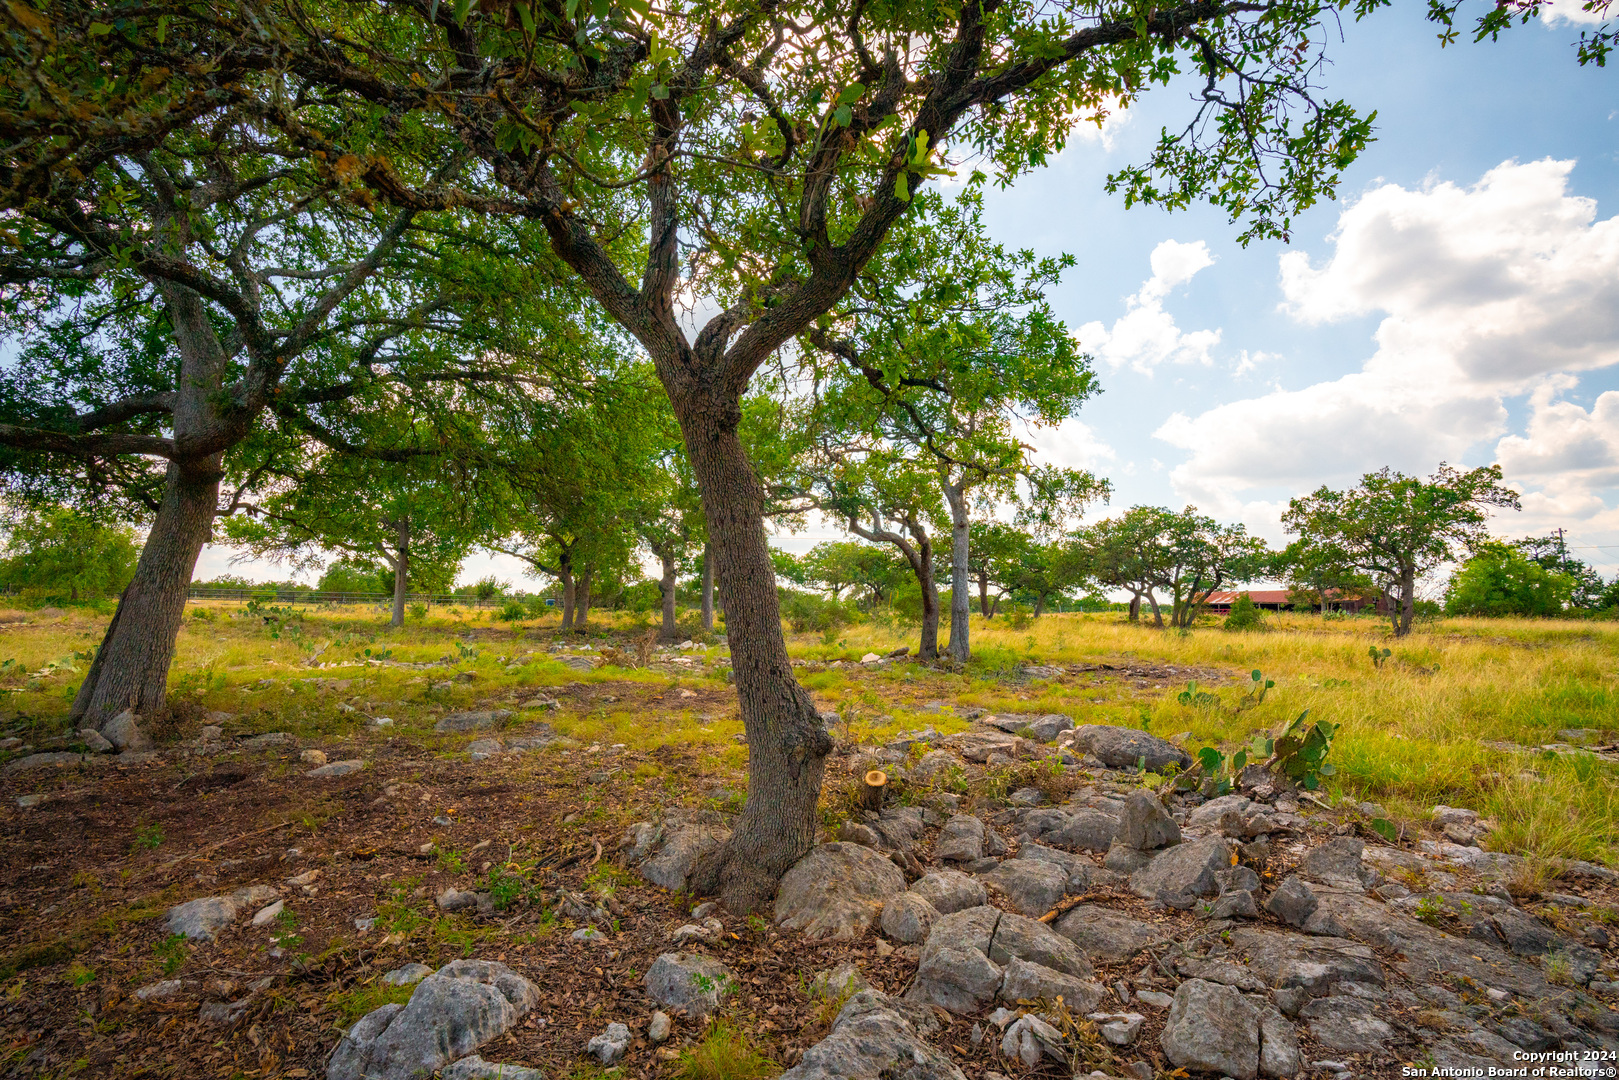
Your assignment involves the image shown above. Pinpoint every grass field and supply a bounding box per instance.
[4,598,1616,867]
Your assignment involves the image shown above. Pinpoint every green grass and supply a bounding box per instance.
[672,1021,777,1080]
[330,980,415,1025]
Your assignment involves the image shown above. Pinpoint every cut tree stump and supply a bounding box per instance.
[860,769,887,811]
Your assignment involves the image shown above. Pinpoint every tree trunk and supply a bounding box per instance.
[659,548,678,641]
[978,574,991,617]
[675,388,830,914]
[575,568,593,631]
[700,542,715,632]
[1128,592,1141,623]
[387,516,410,628]
[1146,590,1164,628]
[1032,594,1045,617]
[1395,567,1415,637]
[943,480,970,663]
[917,555,940,661]
[559,561,575,630]
[71,457,221,727]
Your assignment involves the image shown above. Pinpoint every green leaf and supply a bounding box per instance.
[894,172,909,202]
[453,0,474,24]
[1251,669,1261,681]
[833,104,852,128]
[836,83,866,105]
[650,83,669,100]
[592,0,610,18]
[1369,817,1397,842]
[155,14,169,42]
[89,21,113,35]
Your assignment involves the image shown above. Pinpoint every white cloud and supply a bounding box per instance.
[1544,0,1609,25]
[1076,240,1221,374]
[1279,159,1619,387]
[1023,417,1117,471]
[1157,160,1619,532]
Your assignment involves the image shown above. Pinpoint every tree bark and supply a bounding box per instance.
[658,547,678,641]
[849,515,938,661]
[1146,590,1164,628]
[943,479,971,663]
[385,515,410,628]
[1032,594,1045,617]
[1395,566,1415,637]
[677,388,830,914]
[978,573,991,617]
[558,551,575,631]
[1128,592,1141,623]
[574,568,593,631]
[70,456,221,726]
[700,542,715,632]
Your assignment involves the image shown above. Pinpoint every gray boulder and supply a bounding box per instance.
[1265,876,1320,927]
[984,713,1074,743]
[879,892,939,944]
[1053,905,1174,963]
[586,1022,631,1065]
[101,710,151,752]
[166,897,239,941]
[908,906,1002,1013]
[986,910,1093,979]
[1259,1008,1303,1078]
[381,963,433,987]
[1019,808,1118,853]
[999,957,1104,1012]
[639,823,730,892]
[776,842,906,940]
[441,1057,544,1080]
[643,952,736,1018]
[779,990,964,1080]
[325,960,537,1080]
[911,749,966,781]
[1299,837,1374,890]
[433,709,512,733]
[979,859,1067,916]
[1159,978,1261,1080]
[307,759,363,778]
[1103,841,1154,874]
[909,870,986,914]
[1130,835,1232,901]
[1069,725,1190,770]
[78,728,113,754]
[934,814,985,863]
[1117,790,1180,851]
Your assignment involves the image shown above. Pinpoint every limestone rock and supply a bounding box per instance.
[78,728,113,754]
[1019,808,1118,853]
[775,843,906,940]
[909,870,987,915]
[1259,1008,1303,1078]
[879,892,939,943]
[433,709,512,734]
[1130,836,1233,901]
[1117,790,1180,851]
[1053,905,1174,963]
[779,990,964,1080]
[101,710,151,752]
[979,859,1067,916]
[934,814,986,863]
[586,1022,631,1065]
[638,822,730,892]
[325,960,537,1080]
[308,759,363,778]
[988,910,1093,979]
[1299,837,1374,890]
[166,896,239,940]
[381,963,432,986]
[643,952,737,1018]
[1159,978,1261,1080]
[999,957,1104,1012]
[907,906,1004,1013]
[1265,876,1320,927]
[441,1057,544,1080]
[1068,725,1191,770]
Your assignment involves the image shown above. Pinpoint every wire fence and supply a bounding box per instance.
[185,587,557,608]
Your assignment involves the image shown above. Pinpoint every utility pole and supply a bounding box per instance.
[1555,527,1568,572]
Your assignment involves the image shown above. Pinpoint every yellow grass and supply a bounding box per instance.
[1,599,1613,867]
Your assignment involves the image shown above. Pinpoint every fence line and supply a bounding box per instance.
[185,587,557,608]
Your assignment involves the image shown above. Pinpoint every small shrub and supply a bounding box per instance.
[132,825,164,850]
[780,590,858,635]
[496,599,527,622]
[1223,594,1266,631]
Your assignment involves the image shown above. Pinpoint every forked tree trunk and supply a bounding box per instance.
[943,480,970,663]
[658,548,678,641]
[978,574,992,617]
[677,391,830,913]
[1128,593,1141,623]
[1146,591,1164,628]
[71,456,221,726]
[1394,567,1415,637]
[916,556,940,660]
[700,542,715,632]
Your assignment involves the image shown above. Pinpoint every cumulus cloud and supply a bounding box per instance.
[1156,159,1619,534]
[1022,417,1117,471]
[1278,159,1619,386]
[1075,240,1221,374]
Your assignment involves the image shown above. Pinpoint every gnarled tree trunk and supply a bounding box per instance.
[71,456,221,726]
[679,388,830,913]
[384,515,410,628]
[574,568,592,631]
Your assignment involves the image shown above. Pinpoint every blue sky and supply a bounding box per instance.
[201,6,1619,586]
